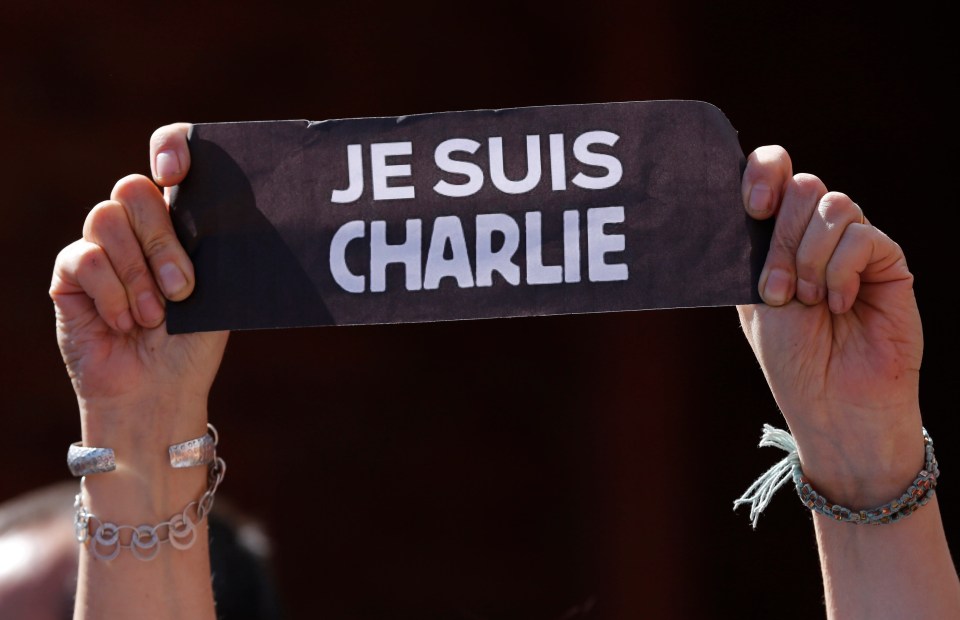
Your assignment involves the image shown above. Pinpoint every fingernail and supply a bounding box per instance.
[796,278,822,304]
[155,150,181,180]
[748,183,773,215]
[137,291,164,325]
[117,310,134,332]
[158,263,188,297]
[762,268,792,305]
[828,290,845,314]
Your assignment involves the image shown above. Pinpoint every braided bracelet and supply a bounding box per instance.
[70,425,225,561]
[733,424,938,528]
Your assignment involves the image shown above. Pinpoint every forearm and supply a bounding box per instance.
[73,401,216,620]
[794,414,960,618]
[814,498,960,619]
[51,126,229,619]
[734,143,955,616]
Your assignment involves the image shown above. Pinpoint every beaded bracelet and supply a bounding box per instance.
[733,424,938,528]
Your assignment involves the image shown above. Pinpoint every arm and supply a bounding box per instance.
[738,146,960,617]
[50,124,226,620]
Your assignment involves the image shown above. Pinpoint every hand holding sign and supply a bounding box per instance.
[49,166,228,435]
[49,124,227,619]
[734,148,960,617]
[51,106,958,618]
[737,146,925,509]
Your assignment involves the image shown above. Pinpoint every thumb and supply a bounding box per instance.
[149,123,192,187]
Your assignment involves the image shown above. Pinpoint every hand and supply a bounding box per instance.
[50,124,226,446]
[737,146,924,507]
[54,125,223,620]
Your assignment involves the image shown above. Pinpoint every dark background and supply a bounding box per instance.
[1,2,954,618]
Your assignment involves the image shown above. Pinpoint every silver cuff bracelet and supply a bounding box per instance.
[66,444,116,476]
[169,424,218,469]
[67,424,218,476]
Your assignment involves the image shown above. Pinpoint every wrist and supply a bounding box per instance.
[78,394,209,453]
[76,398,211,518]
[790,405,926,508]
[80,462,209,524]
[69,422,224,568]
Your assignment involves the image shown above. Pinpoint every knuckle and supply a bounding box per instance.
[54,239,83,268]
[792,173,827,199]
[762,144,790,166]
[825,258,845,281]
[116,260,151,286]
[750,144,790,166]
[75,243,106,278]
[771,234,798,255]
[890,238,904,257]
[817,191,856,225]
[794,256,822,287]
[110,174,153,203]
[869,227,905,262]
[52,248,68,274]
[140,230,176,258]
[51,242,83,296]
[84,200,125,238]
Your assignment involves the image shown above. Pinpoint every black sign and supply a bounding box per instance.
[167,100,768,333]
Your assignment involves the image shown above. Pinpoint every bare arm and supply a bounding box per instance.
[738,146,960,617]
[51,124,226,620]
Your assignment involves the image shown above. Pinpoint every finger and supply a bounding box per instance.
[742,145,792,220]
[110,174,195,301]
[793,192,864,305]
[735,303,760,352]
[825,224,911,314]
[757,173,829,306]
[83,199,166,328]
[150,123,192,186]
[50,239,134,333]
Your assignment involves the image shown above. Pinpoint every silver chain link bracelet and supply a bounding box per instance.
[70,425,226,561]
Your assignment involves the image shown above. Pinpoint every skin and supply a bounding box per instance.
[740,147,959,617]
[51,124,226,620]
[50,130,960,619]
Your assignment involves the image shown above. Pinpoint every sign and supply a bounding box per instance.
[167,100,768,333]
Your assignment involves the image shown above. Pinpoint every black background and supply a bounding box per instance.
[2,2,955,618]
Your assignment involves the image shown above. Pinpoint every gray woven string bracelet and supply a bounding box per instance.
[733,424,938,528]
